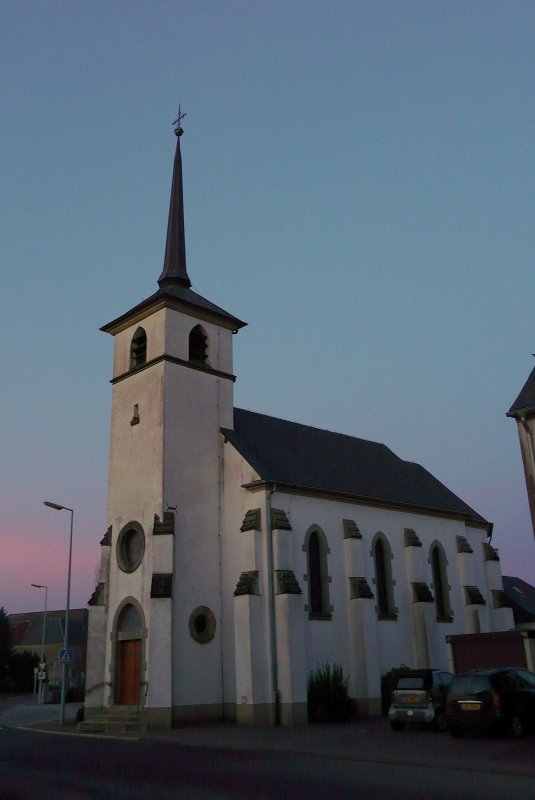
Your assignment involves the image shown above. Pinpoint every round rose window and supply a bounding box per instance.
[116,522,145,573]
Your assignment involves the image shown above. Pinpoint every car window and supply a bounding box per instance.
[493,671,521,690]
[438,672,453,687]
[397,677,424,689]
[516,669,535,688]
[450,675,491,694]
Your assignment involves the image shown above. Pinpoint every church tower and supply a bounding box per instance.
[86,120,246,728]
[507,363,535,541]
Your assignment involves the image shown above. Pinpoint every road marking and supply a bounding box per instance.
[17,725,140,742]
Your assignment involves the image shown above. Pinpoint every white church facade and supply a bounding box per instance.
[85,123,514,728]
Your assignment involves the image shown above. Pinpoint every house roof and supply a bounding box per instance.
[222,408,488,525]
[507,365,535,416]
[9,609,88,648]
[502,576,535,623]
[101,284,246,334]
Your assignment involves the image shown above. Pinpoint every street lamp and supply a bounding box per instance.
[44,500,74,726]
[30,583,47,704]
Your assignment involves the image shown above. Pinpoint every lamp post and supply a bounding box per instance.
[30,583,47,704]
[43,501,74,726]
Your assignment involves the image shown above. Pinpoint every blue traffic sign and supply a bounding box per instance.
[59,648,73,664]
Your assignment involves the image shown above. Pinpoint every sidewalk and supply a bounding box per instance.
[0,695,82,728]
[2,699,534,778]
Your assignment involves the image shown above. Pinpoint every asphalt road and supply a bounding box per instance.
[1,726,535,800]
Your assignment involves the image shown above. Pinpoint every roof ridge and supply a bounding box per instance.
[233,407,394,452]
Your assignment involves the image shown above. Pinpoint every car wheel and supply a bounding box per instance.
[508,714,524,740]
[390,720,405,731]
[448,723,465,738]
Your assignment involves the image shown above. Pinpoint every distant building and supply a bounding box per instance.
[9,608,87,685]
[85,124,514,729]
[502,576,535,630]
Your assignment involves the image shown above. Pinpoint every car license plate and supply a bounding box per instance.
[460,702,480,711]
[403,695,419,703]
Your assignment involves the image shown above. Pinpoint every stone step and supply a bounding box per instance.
[77,707,147,734]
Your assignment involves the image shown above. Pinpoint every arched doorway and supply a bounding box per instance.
[115,603,143,705]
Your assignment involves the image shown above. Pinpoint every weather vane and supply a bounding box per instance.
[172,105,187,136]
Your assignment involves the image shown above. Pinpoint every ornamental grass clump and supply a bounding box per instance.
[307,663,355,722]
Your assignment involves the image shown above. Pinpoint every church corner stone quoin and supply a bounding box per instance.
[84,123,514,728]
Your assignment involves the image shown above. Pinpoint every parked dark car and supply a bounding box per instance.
[388,669,453,731]
[446,667,535,739]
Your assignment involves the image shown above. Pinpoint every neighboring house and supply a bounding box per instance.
[507,366,535,540]
[502,576,535,630]
[9,609,88,686]
[85,123,514,729]
[446,579,535,672]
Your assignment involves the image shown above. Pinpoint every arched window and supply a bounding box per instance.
[130,327,147,370]
[189,325,208,364]
[373,534,396,619]
[430,543,452,622]
[304,527,331,619]
[117,602,141,633]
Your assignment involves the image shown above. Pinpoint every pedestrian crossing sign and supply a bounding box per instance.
[59,648,73,664]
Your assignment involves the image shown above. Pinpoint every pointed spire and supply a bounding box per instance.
[158,120,191,290]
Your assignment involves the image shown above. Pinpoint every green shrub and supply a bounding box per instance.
[307,663,355,722]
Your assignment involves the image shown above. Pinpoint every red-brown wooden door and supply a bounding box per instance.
[118,639,141,705]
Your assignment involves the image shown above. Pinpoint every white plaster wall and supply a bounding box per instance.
[112,308,167,378]
[103,304,237,715]
[264,493,504,686]
[161,308,235,710]
[148,598,172,712]
[105,338,166,704]
[85,606,107,708]
[220,442,265,707]
[164,311,235,377]
[152,535,173,574]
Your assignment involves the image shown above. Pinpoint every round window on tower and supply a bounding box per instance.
[116,521,145,573]
[188,606,216,644]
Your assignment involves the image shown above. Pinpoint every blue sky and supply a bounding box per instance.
[1,1,534,614]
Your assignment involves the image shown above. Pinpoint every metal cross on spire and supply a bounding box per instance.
[172,105,187,136]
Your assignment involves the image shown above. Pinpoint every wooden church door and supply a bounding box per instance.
[118,639,141,705]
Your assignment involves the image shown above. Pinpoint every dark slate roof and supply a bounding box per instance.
[222,409,487,525]
[502,576,535,623]
[101,284,246,334]
[102,128,246,335]
[507,365,535,416]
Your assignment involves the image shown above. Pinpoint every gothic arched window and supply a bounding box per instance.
[130,327,147,370]
[305,527,331,619]
[189,325,208,364]
[373,535,396,619]
[431,543,452,622]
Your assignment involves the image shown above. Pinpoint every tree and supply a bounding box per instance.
[0,607,11,670]
[0,607,12,694]
[9,650,39,693]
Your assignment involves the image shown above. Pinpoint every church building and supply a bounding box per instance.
[85,122,514,728]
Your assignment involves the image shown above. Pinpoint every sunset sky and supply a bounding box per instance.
[2,1,534,615]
